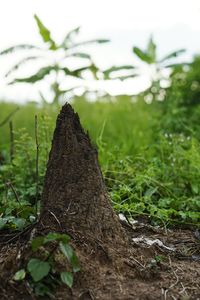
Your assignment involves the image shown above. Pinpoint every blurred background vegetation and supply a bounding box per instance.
[1,13,200,231]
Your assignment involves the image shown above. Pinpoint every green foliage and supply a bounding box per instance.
[13,232,80,297]
[0,96,200,229]
[0,15,109,104]
[0,112,53,231]
[60,272,73,288]
[106,133,200,226]
[28,258,51,282]
[161,55,200,138]
[34,15,57,50]
[132,36,186,102]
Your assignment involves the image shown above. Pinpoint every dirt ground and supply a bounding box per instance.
[0,219,199,300]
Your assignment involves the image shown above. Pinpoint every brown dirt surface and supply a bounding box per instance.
[0,224,200,299]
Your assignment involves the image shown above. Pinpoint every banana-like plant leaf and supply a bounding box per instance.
[34,15,57,50]
[69,39,110,49]
[65,52,91,59]
[62,66,89,79]
[164,62,189,68]
[0,44,40,55]
[9,66,56,84]
[113,74,138,81]
[103,65,136,79]
[147,36,156,62]
[159,49,186,63]
[133,47,152,64]
[5,56,42,77]
[62,26,81,48]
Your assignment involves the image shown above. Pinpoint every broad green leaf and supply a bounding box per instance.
[10,66,55,84]
[62,26,81,48]
[62,66,89,79]
[147,36,156,62]
[59,242,73,261]
[59,242,80,272]
[34,15,57,50]
[159,49,186,63]
[12,218,26,230]
[69,39,110,49]
[13,269,26,281]
[60,272,73,288]
[31,236,45,251]
[5,56,42,77]
[133,47,152,64]
[0,218,7,229]
[44,232,70,244]
[67,52,91,59]
[165,62,188,69]
[27,258,50,282]
[0,44,40,55]
[103,65,136,79]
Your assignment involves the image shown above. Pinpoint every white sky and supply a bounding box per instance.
[0,0,200,102]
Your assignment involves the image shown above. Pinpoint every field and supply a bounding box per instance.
[0,95,200,299]
[1,96,200,227]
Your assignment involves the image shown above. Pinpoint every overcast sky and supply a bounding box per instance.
[1,0,200,102]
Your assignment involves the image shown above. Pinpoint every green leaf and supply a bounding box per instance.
[12,218,26,230]
[159,49,186,63]
[0,218,7,229]
[27,258,50,282]
[60,272,73,288]
[103,65,136,79]
[31,236,45,251]
[133,47,152,64]
[59,242,73,260]
[59,242,80,272]
[62,66,89,79]
[10,66,55,84]
[0,45,40,55]
[34,14,57,50]
[13,269,26,281]
[67,52,91,59]
[5,56,42,77]
[165,62,188,69]
[69,39,110,49]
[62,26,81,48]
[44,232,70,244]
[147,36,156,62]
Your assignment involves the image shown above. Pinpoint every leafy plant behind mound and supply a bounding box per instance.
[0,15,109,104]
[0,114,53,230]
[105,134,200,226]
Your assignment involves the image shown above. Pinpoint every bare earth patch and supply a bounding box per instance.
[0,223,199,300]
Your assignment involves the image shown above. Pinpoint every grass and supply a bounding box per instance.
[0,96,200,229]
